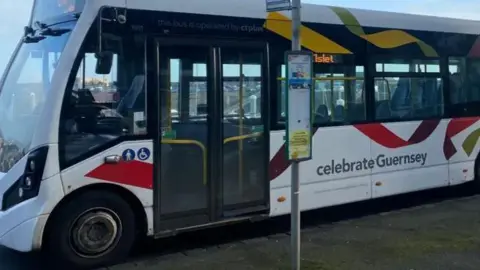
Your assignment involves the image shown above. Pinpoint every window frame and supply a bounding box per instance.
[370,55,446,123]
[274,59,369,129]
[58,27,149,170]
[446,56,480,118]
[222,75,263,120]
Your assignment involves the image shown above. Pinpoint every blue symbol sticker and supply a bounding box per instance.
[137,147,151,161]
[122,149,135,162]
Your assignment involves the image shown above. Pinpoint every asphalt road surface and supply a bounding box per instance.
[1,185,479,270]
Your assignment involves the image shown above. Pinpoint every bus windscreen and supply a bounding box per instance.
[32,0,85,23]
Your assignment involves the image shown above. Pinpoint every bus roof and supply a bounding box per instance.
[122,0,480,35]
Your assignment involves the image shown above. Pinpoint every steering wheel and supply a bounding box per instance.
[71,104,127,134]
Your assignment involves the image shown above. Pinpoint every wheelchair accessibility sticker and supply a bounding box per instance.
[137,147,151,161]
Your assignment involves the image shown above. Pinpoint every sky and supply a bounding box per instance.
[0,0,479,77]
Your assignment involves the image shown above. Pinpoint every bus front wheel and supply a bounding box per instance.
[44,190,136,269]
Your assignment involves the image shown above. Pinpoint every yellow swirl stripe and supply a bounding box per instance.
[264,12,352,54]
[329,7,438,57]
[462,128,480,157]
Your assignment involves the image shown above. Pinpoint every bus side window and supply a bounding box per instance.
[448,57,480,117]
[374,58,444,121]
[61,34,147,164]
[312,65,366,125]
[277,63,367,125]
[72,53,119,102]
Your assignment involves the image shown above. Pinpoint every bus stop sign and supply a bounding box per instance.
[266,0,291,11]
[285,51,313,162]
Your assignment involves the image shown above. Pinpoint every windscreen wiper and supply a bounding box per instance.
[34,21,71,37]
[23,22,71,43]
[23,26,45,43]
[39,27,71,37]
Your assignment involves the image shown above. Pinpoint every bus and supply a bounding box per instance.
[0,0,479,268]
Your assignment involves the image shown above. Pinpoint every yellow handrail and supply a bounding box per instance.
[314,77,362,81]
[223,132,264,144]
[277,76,361,81]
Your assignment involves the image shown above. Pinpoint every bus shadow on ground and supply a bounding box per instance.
[119,183,476,267]
[3,183,470,269]
[7,184,472,269]
[0,248,43,270]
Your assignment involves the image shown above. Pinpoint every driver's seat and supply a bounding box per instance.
[315,104,329,124]
[117,75,146,115]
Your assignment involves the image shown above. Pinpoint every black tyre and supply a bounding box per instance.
[474,158,480,191]
[43,190,136,269]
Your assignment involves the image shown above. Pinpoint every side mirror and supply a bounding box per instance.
[95,51,113,75]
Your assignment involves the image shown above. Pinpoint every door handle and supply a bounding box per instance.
[105,155,121,164]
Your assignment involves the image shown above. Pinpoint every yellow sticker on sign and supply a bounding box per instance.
[289,130,311,159]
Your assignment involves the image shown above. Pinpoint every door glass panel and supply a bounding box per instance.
[190,63,207,120]
[221,48,266,208]
[169,59,180,121]
[159,46,209,215]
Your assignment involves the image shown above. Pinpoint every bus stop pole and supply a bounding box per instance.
[291,161,300,270]
[291,1,301,269]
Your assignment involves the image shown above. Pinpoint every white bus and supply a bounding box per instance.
[0,0,480,268]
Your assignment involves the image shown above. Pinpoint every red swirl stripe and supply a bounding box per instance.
[469,36,480,57]
[354,120,441,148]
[443,117,480,160]
[269,121,440,181]
[86,160,153,189]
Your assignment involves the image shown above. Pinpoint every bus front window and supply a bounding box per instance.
[0,22,73,173]
[59,28,148,165]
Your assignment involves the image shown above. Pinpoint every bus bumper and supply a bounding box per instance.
[0,214,48,252]
[0,173,64,253]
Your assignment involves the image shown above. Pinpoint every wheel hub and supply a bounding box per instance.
[70,209,122,258]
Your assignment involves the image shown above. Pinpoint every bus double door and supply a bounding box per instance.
[153,38,270,233]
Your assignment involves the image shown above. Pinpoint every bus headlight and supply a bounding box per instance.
[23,176,33,189]
[2,146,49,211]
[29,160,35,171]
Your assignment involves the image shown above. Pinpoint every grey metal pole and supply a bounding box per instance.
[291,0,301,51]
[290,1,302,270]
[291,160,300,270]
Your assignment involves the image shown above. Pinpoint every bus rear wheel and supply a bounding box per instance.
[474,159,480,191]
[44,190,136,269]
